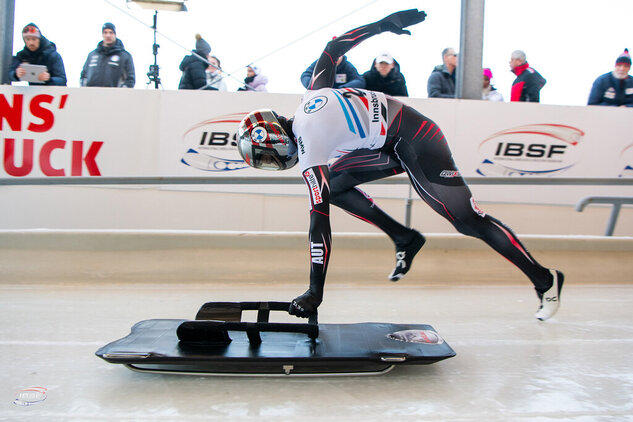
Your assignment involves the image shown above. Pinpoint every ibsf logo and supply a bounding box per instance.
[180,112,250,172]
[477,124,585,176]
[13,387,47,406]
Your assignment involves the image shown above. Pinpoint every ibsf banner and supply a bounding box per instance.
[158,90,302,179]
[422,99,633,179]
[179,112,250,173]
[1,86,632,181]
[476,123,585,176]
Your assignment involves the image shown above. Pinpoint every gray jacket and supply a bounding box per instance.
[427,64,455,98]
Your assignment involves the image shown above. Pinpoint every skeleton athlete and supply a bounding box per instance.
[237,9,564,321]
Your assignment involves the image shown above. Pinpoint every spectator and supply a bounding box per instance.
[482,68,503,101]
[509,50,546,102]
[361,52,408,97]
[8,23,67,86]
[178,34,213,90]
[80,22,135,88]
[238,65,268,92]
[301,55,364,89]
[427,47,457,98]
[588,48,633,107]
[203,55,227,91]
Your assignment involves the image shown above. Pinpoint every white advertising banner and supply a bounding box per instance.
[1,86,159,178]
[437,99,633,179]
[2,86,632,190]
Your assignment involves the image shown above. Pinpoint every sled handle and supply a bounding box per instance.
[195,301,318,325]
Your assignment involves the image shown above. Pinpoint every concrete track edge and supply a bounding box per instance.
[1,229,632,252]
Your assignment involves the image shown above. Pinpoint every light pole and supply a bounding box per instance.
[126,0,187,89]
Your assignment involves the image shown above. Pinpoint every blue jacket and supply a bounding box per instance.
[301,56,364,89]
[427,64,455,98]
[80,38,135,88]
[9,35,67,86]
[588,71,633,107]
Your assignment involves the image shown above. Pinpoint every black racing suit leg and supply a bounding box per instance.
[329,150,418,247]
[390,104,552,292]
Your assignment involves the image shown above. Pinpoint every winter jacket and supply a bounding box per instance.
[482,86,504,102]
[510,62,546,102]
[300,56,365,89]
[205,70,227,91]
[9,35,67,86]
[178,53,211,90]
[361,59,408,97]
[80,38,135,88]
[588,71,633,107]
[239,74,268,92]
[427,64,455,98]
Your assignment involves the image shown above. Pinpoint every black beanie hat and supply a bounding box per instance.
[102,22,116,34]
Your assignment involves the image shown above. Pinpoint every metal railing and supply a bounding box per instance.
[576,196,633,236]
[2,176,632,233]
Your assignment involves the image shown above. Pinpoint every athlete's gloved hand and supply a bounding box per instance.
[288,290,322,318]
[379,9,427,35]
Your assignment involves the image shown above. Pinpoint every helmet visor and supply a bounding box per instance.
[252,146,285,170]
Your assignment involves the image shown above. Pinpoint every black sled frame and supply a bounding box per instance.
[96,301,455,377]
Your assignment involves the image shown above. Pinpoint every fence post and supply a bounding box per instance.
[605,203,622,236]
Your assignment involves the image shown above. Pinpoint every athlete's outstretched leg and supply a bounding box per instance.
[391,107,564,319]
[329,149,426,281]
[466,213,564,320]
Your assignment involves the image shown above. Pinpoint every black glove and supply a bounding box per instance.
[288,290,322,318]
[379,9,427,35]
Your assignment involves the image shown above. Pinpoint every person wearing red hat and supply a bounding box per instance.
[8,23,67,85]
[588,48,633,107]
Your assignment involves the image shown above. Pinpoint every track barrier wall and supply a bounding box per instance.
[1,86,632,234]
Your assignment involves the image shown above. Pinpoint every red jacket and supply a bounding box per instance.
[511,62,546,102]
